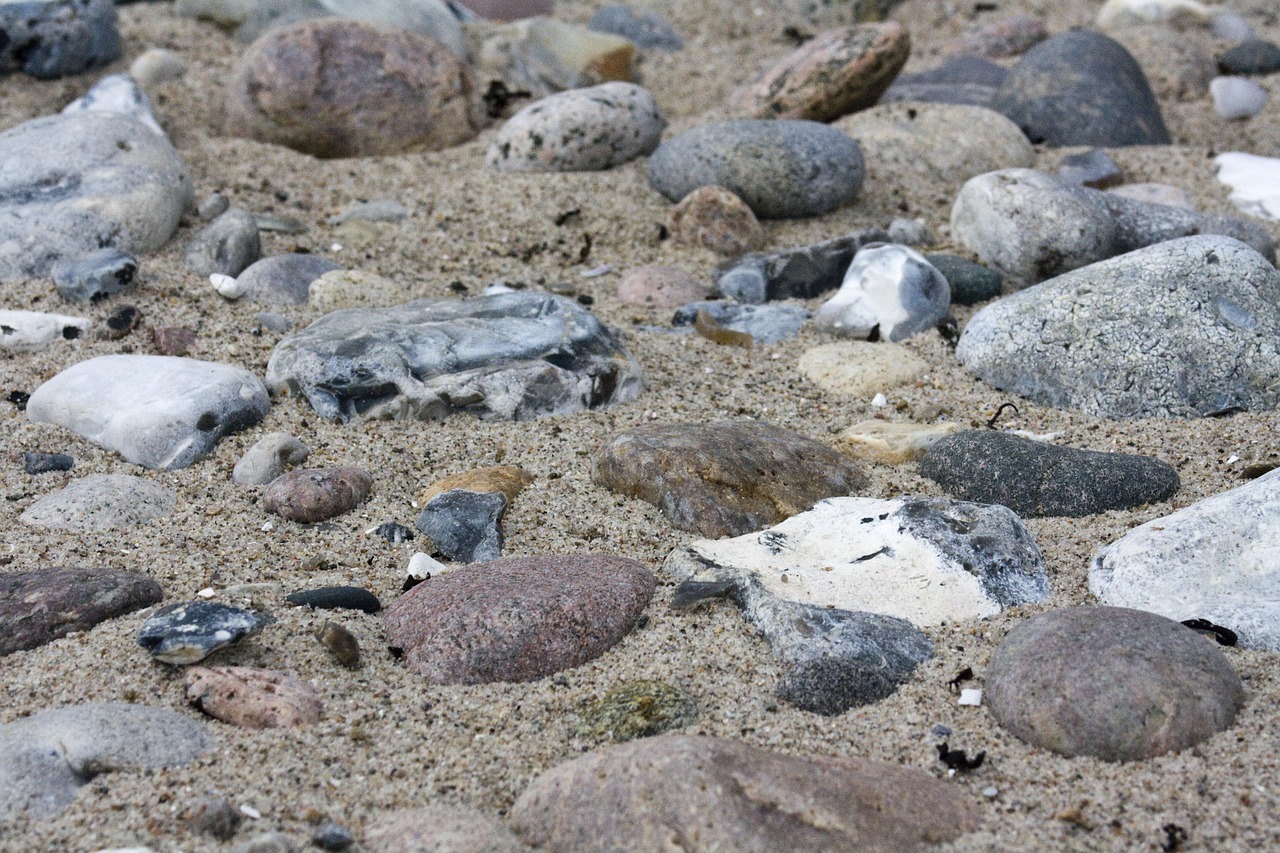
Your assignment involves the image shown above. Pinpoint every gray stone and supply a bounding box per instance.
[646,120,865,219]
[1219,39,1280,76]
[1212,12,1255,43]
[0,0,119,79]
[715,227,889,304]
[956,235,1280,419]
[364,806,529,853]
[62,74,163,136]
[238,254,342,305]
[197,192,230,221]
[0,567,162,656]
[266,292,642,422]
[0,309,89,350]
[985,607,1244,761]
[184,208,261,277]
[232,0,327,44]
[232,432,311,485]
[1056,148,1122,188]
[27,355,270,469]
[587,4,682,50]
[22,451,73,474]
[671,302,809,344]
[19,474,175,530]
[312,823,355,852]
[813,243,950,342]
[924,253,1002,305]
[137,600,267,664]
[327,198,409,225]
[879,54,1006,106]
[415,489,507,562]
[52,248,137,302]
[1211,75,1268,119]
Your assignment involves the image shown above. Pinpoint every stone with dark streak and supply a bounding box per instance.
[0,567,162,657]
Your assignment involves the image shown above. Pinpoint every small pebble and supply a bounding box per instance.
[1212,12,1256,44]
[130,47,186,87]
[22,451,73,474]
[52,249,138,303]
[137,601,267,664]
[211,273,246,300]
[587,4,683,50]
[151,325,197,356]
[616,265,711,308]
[186,796,243,840]
[1057,148,1122,188]
[263,467,373,523]
[1219,39,1280,76]
[186,665,324,728]
[813,243,950,342]
[184,208,261,277]
[372,521,415,543]
[198,193,231,221]
[1211,76,1268,119]
[958,688,983,706]
[103,305,141,339]
[311,823,355,851]
[255,312,293,332]
[230,833,296,853]
[233,433,311,486]
[237,254,343,305]
[317,621,361,668]
[666,185,764,256]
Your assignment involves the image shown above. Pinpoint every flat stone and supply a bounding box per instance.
[416,489,508,562]
[309,269,406,313]
[22,451,74,474]
[1219,39,1280,76]
[137,600,267,664]
[62,74,163,137]
[1211,75,1268,119]
[835,419,961,463]
[265,292,643,422]
[575,680,698,742]
[0,310,89,350]
[285,586,380,613]
[587,4,682,50]
[238,254,343,305]
[364,806,529,853]
[593,421,867,539]
[985,607,1244,761]
[383,555,654,683]
[186,666,324,728]
[813,243,950,342]
[0,567,162,656]
[1215,151,1280,221]
[666,185,764,256]
[232,432,311,485]
[184,208,260,277]
[715,227,889,304]
[945,13,1047,58]
[924,253,1002,304]
[616,265,711,308]
[52,248,138,303]
[19,474,175,530]
[798,340,928,397]
[0,0,119,79]
[671,302,810,344]
[263,467,373,523]
[26,355,270,470]
[510,736,981,850]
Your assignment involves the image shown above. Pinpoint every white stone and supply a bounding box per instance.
[1106,183,1194,210]
[0,310,88,350]
[813,243,950,342]
[130,48,185,87]
[1211,76,1268,120]
[211,273,245,299]
[958,688,983,706]
[62,74,165,137]
[1211,11,1254,42]
[1096,0,1213,29]
[1214,152,1280,221]
[798,341,928,397]
[408,551,447,581]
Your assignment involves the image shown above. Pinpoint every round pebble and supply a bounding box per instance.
[263,467,373,523]
[1211,75,1268,119]
[615,265,711,308]
[666,185,764,255]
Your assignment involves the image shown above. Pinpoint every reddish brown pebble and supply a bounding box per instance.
[186,665,324,729]
[616,265,711,309]
[152,325,197,356]
[0,567,162,657]
[667,186,764,256]
[263,467,373,523]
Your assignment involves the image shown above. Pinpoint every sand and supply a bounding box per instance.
[2,0,1280,850]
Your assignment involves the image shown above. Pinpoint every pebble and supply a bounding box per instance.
[1218,39,1280,76]
[1056,148,1122,188]
[921,430,1180,516]
[186,666,324,728]
[798,340,928,398]
[255,311,293,332]
[149,325,195,357]
[373,521,415,544]
[237,254,343,305]
[103,304,143,339]
[285,586,380,613]
[985,607,1244,761]
[1215,151,1280,221]
[575,680,698,742]
[813,243,950,342]
[1096,0,1212,29]
[317,620,361,667]
[732,22,910,122]
[510,736,980,849]
[945,13,1047,58]
[22,451,74,474]
[130,47,186,87]
[233,432,311,485]
[265,292,642,422]
[924,253,1002,304]
[327,198,409,225]
[27,355,270,469]
[471,17,636,96]
[0,0,120,79]
[184,208,261,277]
[263,467,373,523]
[316,0,467,57]
[1091,467,1280,650]
[885,216,934,246]
[309,270,406,313]
[587,4,682,50]
[384,555,654,683]
[62,74,163,137]
[1211,75,1268,119]
[363,805,528,853]
[311,823,355,852]
[416,489,510,562]
[957,235,1280,418]
[487,82,663,172]
[0,310,89,350]
[1107,182,1194,209]
[137,600,267,664]
[880,54,1006,106]
[716,227,889,304]
[198,192,231,221]
[616,265,711,308]
[666,186,764,256]
[593,421,867,539]
[646,119,865,219]
[458,0,551,19]
[834,419,961,464]
[1212,11,1255,42]
[0,567,162,656]
[19,474,176,530]
[51,248,138,303]
[670,302,810,344]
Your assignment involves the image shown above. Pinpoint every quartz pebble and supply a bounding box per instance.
[616,265,711,308]
[813,243,950,342]
[19,474,175,530]
[0,567,162,656]
[666,185,764,256]
[186,666,324,728]
[233,433,311,485]
[52,249,138,303]
[137,600,267,664]
[0,0,120,79]
[263,467,373,523]
[716,227,889,304]
[1211,75,1268,119]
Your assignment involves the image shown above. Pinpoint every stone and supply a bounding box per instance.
[0,0,119,79]
[373,521,415,544]
[103,304,142,339]
[1108,182,1194,210]
[921,430,1180,517]
[576,680,698,742]
[813,243,950,342]
[779,0,908,26]
[309,270,406,313]
[198,193,230,221]
[1090,468,1280,650]
[312,824,355,852]
[0,112,192,280]
[174,0,255,27]
[945,14,1047,58]
[225,18,482,158]
[19,474,175,530]
[646,120,864,219]
[364,806,529,853]
[265,292,643,423]
[616,265,710,308]
[458,0,550,19]
[0,703,211,820]
[317,620,360,668]
[1096,0,1213,29]
[467,17,636,98]
[285,586,380,613]
[733,22,910,122]
[263,467,373,523]
[0,310,88,350]
[232,432,311,485]
[715,227,889,304]
[587,5,682,50]
[130,47,185,87]
[137,600,267,664]
[985,607,1244,761]
[62,74,162,137]
[1219,39,1280,76]
[990,30,1170,146]
[384,555,654,683]
[671,302,810,344]
[22,451,74,474]
[184,208,261,277]
[238,254,343,305]
[956,235,1280,419]
[186,666,324,728]
[594,421,867,539]
[667,186,764,256]
[835,419,961,464]
[316,0,466,56]
[924,254,1002,304]
[511,736,980,850]
[52,248,138,303]
[151,325,195,356]
[1211,76,1268,119]
[1213,11,1255,42]
[0,567,162,656]
[328,198,410,226]
[416,490,508,562]
[879,54,1006,106]
[1215,151,1280,221]
[27,355,270,470]
[886,217,933,246]
[488,82,662,172]
[418,465,534,504]
[1057,148,1122,188]
[798,341,928,397]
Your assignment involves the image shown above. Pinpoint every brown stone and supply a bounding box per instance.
[417,465,533,506]
[263,467,373,523]
[666,186,765,256]
[365,805,530,852]
[615,265,711,309]
[945,14,1048,58]
[152,325,197,356]
[0,567,163,657]
[225,18,483,158]
[185,666,324,729]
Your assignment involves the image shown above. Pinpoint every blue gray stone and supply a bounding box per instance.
[19,474,175,530]
[715,227,890,304]
[137,601,267,664]
[0,0,120,79]
[238,254,343,305]
[21,451,73,474]
[587,4,683,50]
[879,54,1007,106]
[184,208,261,278]
[52,248,138,302]
[416,489,508,563]
[924,253,1002,304]
[232,432,310,485]
[671,302,809,344]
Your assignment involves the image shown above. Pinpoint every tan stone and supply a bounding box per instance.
[798,341,927,397]
[309,270,407,313]
[418,465,533,506]
[615,265,711,308]
[836,419,961,463]
[186,666,323,728]
[365,805,530,852]
[667,186,764,256]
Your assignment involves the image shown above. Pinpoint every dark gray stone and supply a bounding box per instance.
[1219,39,1280,76]
[238,254,342,305]
[671,301,809,343]
[312,822,355,851]
[0,0,120,79]
[21,451,73,474]
[184,208,261,277]
[416,489,507,563]
[879,55,1007,106]
[0,567,162,656]
[51,248,137,302]
[587,4,682,50]
[714,227,890,304]
[285,585,380,613]
[137,600,267,664]
[1057,148,1122,188]
[924,253,1002,304]
[373,520,415,543]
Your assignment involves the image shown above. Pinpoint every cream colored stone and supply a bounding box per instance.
[836,419,961,463]
[798,341,927,397]
[309,270,406,313]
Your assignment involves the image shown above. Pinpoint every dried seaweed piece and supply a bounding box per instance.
[936,742,985,772]
[947,666,974,691]
[695,309,753,348]
[1180,618,1238,647]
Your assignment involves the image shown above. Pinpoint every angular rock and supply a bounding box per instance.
[238,254,343,305]
[0,0,119,79]
[62,74,163,137]
[666,185,764,256]
[1219,39,1280,76]
[232,432,311,485]
[879,54,1006,106]
[813,243,950,342]
[0,310,89,350]
[263,467,373,523]
[416,489,508,562]
[22,451,74,474]
[587,4,682,50]
[52,248,138,303]
[364,806,529,853]
[671,302,810,344]
[576,680,698,742]
[593,421,867,539]
[715,227,889,304]
[384,555,654,683]
[19,474,175,530]
[137,600,267,664]
[985,607,1244,761]
[186,666,324,728]
[265,292,643,422]
[616,265,710,308]
[835,419,961,464]
[798,340,927,397]
[285,586,380,613]
[0,567,162,657]
[184,208,261,277]
[924,253,1002,304]
[945,13,1047,58]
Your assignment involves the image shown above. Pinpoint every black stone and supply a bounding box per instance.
[715,227,890,304]
[1219,39,1280,76]
[924,254,1002,305]
[373,521,415,543]
[285,585,381,614]
[415,489,508,563]
[136,601,265,664]
[312,822,356,851]
[22,452,73,474]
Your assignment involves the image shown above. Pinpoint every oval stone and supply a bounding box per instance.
[186,666,323,728]
[0,567,163,656]
[263,467,373,523]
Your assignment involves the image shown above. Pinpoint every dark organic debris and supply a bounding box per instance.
[936,742,985,772]
[1161,823,1188,852]
[1181,618,1238,647]
[482,80,532,119]
[8,390,30,410]
[670,579,737,611]
[986,402,1020,428]
[947,666,975,691]
[317,620,361,668]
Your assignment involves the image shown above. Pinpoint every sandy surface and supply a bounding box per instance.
[2,0,1280,850]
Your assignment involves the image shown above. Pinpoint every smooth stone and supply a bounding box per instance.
[186,666,323,728]
[616,265,710,309]
[798,340,928,397]
[1057,148,1122,188]
[945,14,1047,58]
[0,0,119,79]
[666,185,764,256]
[671,302,810,344]
[184,208,260,277]
[647,120,864,219]
[364,806,529,853]
[130,47,186,87]
[22,451,74,474]
[957,235,1280,419]
[197,192,230,221]
[232,432,311,485]
[285,585,380,613]
[232,0,329,45]
[103,303,142,339]
[266,292,643,422]
[887,216,932,247]
[1212,11,1255,42]
[384,555,654,683]
[309,270,405,313]
[137,600,267,664]
[576,680,698,742]
[1108,182,1194,210]
[1090,468,1280,650]
[312,824,355,852]
[238,254,342,305]
[466,17,636,98]
[0,112,192,280]
[0,310,88,350]
[1115,25,1216,102]
[715,227,889,304]
[921,430,1180,517]
[254,212,307,234]
[62,74,162,137]
[985,607,1244,761]
[19,474,175,530]
[510,736,980,849]
[1215,151,1280,221]
[593,421,868,539]
[416,489,508,562]
[924,253,1002,304]
[27,355,269,470]
[879,54,1006,106]
[587,4,682,50]
[1211,76,1268,119]
[418,465,533,504]
[733,22,910,122]
[327,199,409,225]
[0,567,161,656]
[1096,0,1212,29]
[263,467,373,523]
[0,703,211,820]
[813,243,949,342]
[1219,39,1280,75]
[991,30,1170,146]
[835,419,961,463]
[255,312,293,332]
[52,248,138,303]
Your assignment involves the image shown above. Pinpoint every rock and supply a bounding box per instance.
[255,312,292,332]
[232,432,311,485]
[225,18,482,158]
[238,254,343,305]
[62,74,163,137]
[813,243,950,342]
[311,823,355,852]
[1215,151,1280,221]
[103,304,142,340]
[990,30,1170,146]
[616,265,710,308]
[879,54,1006,106]
[22,451,74,474]
[733,22,910,122]
[0,310,89,350]
[924,254,1002,304]
[364,806,529,853]
[458,0,551,19]
[186,796,243,840]
[137,600,267,664]
[52,248,138,303]
[1057,148,1122,188]
[1108,182,1194,209]
[265,292,643,422]
[186,666,324,728]
[0,567,162,656]
[985,607,1244,761]
[667,186,764,256]
[384,555,654,683]
[1096,0,1213,29]
[510,735,980,850]
[231,833,298,853]
[418,465,534,504]
[263,467,373,523]
[1090,468,1280,650]
[130,47,186,87]
[198,193,230,221]
[576,680,698,742]
[1211,76,1268,119]
[0,703,211,820]
[175,0,256,27]
[0,0,119,79]
[798,341,928,397]
[715,227,889,304]
[309,270,406,313]
[1213,11,1255,42]
[416,490,508,562]
[647,120,864,219]
[587,4,682,50]
[467,17,636,97]
[1219,39,1280,75]
[487,82,662,172]
[671,302,810,344]
[945,14,1047,58]
[19,474,175,530]
[779,0,908,27]
[0,112,192,280]
[184,208,261,277]
[317,620,361,668]
[956,235,1280,419]
[921,430,1180,517]
[26,355,270,469]
[231,0,329,45]
[835,419,961,463]
[286,586,380,613]
[372,521,415,544]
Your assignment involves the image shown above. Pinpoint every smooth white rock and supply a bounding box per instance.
[0,310,89,350]
[211,273,245,299]
[1211,11,1254,42]
[1107,182,1194,210]
[129,48,185,87]
[1215,152,1280,221]
[1096,0,1213,29]
[62,74,165,137]
[813,243,949,342]
[1211,76,1268,120]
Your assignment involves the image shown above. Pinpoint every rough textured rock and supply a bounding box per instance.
[19,474,176,530]
[364,806,529,853]
[232,432,311,485]
[616,265,711,308]
[813,243,950,342]
[184,208,260,277]
[186,666,324,728]
[52,248,138,303]
[715,227,889,304]
[798,340,928,397]
[137,600,267,664]
[576,680,698,742]
[263,467,373,523]
[0,0,120,79]
[0,567,162,656]
[666,185,764,256]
